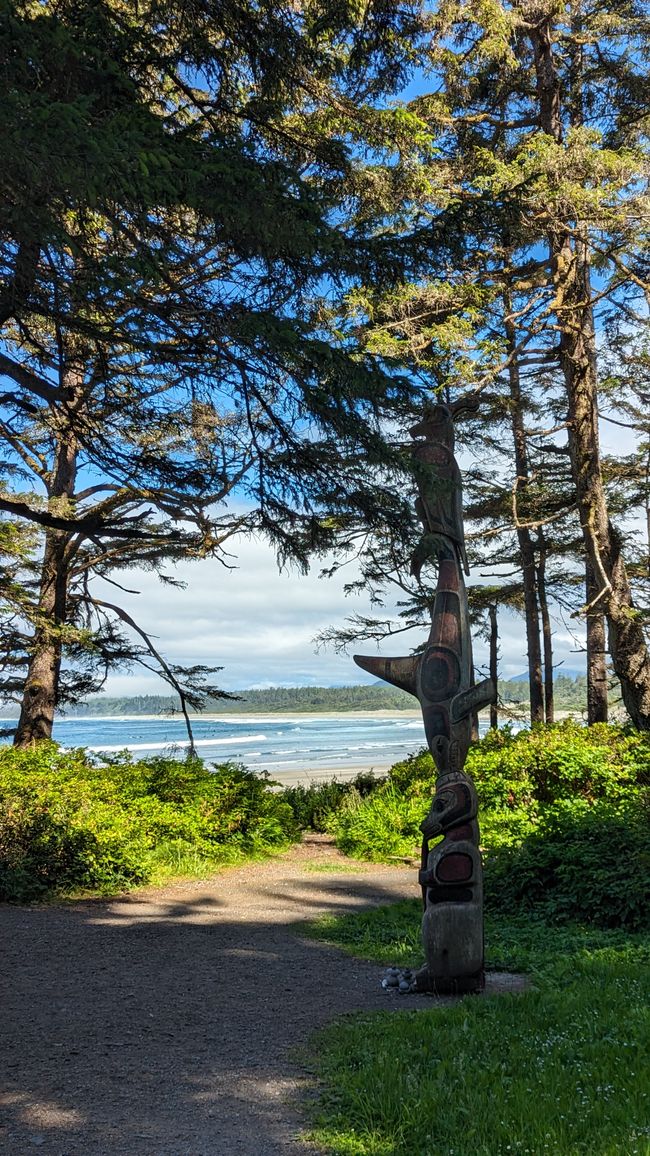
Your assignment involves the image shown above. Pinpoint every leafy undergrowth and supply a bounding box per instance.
[283,773,379,832]
[330,722,649,857]
[304,906,650,1156]
[0,744,298,901]
[325,722,650,932]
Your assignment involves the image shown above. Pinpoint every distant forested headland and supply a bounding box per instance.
[62,676,590,717]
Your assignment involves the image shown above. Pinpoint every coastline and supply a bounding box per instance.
[0,702,420,721]
[46,706,582,724]
[43,708,424,723]
[0,707,587,788]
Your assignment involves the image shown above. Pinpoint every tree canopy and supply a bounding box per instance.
[321,0,650,727]
[1,0,649,733]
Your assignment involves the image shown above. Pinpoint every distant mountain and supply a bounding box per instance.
[507,669,585,683]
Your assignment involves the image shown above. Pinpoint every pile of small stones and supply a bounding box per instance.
[381,966,417,994]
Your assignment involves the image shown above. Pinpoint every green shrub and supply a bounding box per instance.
[282,773,378,832]
[0,778,151,901]
[331,722,649,863]
[385,730,539,814]
[389,720,648,806]
[485,799,650,930]
[329,783,425,861]
[0,745,298,901]
[327,722,650,931]
[467,719,647,807]
[478,806,537,850]
[386,748,437,794]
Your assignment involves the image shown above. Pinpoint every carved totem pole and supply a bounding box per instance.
[355,402,495,994]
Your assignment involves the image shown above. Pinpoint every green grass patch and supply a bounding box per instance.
[305,906,650,1156]
[304,899,423,967]
[302,862,371,874]
[143,837,286,888]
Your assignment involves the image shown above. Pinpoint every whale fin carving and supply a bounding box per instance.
[353,653,419,699]
[450,678,496,723]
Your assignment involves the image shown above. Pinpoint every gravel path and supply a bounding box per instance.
[1,835,523,1156]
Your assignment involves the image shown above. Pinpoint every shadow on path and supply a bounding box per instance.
[2,844,427,1155]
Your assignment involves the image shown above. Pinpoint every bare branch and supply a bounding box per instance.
[88,596,197,751]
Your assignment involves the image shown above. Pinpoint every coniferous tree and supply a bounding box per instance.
[1,0,429,738]
[327,0,650,726]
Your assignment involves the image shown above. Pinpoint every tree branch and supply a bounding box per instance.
[0,495,182,541]
[0,352,59,405]
[88,596,197,752]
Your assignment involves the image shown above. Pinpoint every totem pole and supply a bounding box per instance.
[355,401,495,994]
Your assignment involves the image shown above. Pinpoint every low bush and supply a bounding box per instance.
[0,744,298,901]
[282,772,378,832]
[330,783,426,861]
[484,798,650,931]
[469,719,648,807]
[388,719,648,809]
[329,721,648,862]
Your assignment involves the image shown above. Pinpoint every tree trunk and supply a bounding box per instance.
[14,370,80,746]
[14,526,71,745]
[503,290,544,724]
[536,530,555,723]
[645,445,650,577]
[585,556,609,724]
[488,603,499,729]
[527,17,650,729]
[559,254,650,726]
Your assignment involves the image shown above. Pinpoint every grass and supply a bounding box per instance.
[144,839,285,887]
[303,861,371,874]
[55,841,288,900]
[302,904,650,1156]
[305,899,423,965]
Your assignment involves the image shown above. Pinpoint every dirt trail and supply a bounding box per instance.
[1,835,522,1156]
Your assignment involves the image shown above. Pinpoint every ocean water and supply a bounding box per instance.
[0,713,439,777]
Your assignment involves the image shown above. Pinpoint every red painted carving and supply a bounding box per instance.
[437,853,474,883]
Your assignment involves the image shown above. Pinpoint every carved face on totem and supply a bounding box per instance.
[420,774,477,839]
[409,403,455,451]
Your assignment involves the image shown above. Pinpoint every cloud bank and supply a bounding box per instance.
[94,534,586,698]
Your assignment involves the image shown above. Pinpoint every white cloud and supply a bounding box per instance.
[94,533,586,697]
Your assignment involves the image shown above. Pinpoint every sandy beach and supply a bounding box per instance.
[269,760,397,787]
[190,708,423,721]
